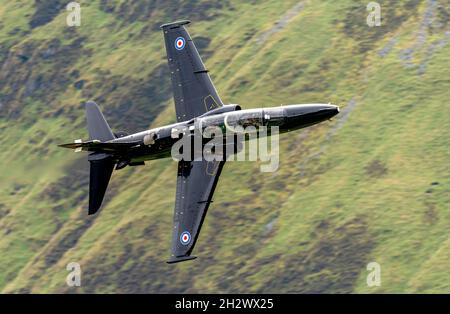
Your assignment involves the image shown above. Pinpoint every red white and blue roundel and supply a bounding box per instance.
[180,231,191,245]
[175,37,186,50]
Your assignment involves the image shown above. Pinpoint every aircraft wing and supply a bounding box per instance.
[167,159,225,263]
[161,20,224,122]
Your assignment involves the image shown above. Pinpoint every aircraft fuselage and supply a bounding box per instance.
[110,104,339,165]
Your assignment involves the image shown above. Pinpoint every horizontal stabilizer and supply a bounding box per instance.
[89,156,115,215]
[58,140,141,153]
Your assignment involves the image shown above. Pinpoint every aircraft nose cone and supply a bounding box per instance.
[313,104,340,119]
[281,104,340,131]
[284,104,339,118]
[324,104,340,118]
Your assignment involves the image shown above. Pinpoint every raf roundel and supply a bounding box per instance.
[180,231,191,245]
[175,37,186,50]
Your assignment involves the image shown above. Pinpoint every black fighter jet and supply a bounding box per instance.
[59,20,339,263]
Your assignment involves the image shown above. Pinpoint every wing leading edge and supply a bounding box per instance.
[161,20,224,122]
[167,159,225,263]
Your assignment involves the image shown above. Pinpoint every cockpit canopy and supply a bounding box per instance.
[224,109,263,131]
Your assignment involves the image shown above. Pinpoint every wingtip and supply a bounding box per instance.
[166,255,197,264]
[160,20,191,29]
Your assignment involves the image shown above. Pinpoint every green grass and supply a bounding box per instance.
[0,0,448,293]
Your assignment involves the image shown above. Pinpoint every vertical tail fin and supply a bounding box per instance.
[86,101,115,142]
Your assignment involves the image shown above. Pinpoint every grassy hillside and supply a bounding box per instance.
[0,0,448,293]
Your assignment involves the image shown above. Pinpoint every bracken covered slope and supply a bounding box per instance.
[0,0,448,293]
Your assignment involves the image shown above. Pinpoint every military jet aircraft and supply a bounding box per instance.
[59,20,339,263]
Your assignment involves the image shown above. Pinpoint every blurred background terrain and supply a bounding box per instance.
[0,0,448,293]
